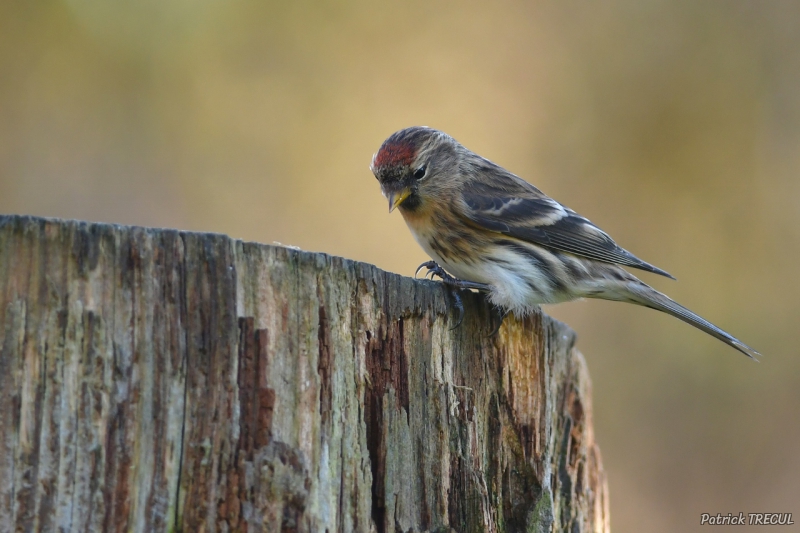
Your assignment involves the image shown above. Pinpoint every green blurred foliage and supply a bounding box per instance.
[1,1,798,531]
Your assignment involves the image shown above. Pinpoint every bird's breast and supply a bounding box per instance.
[400,204,494,282]
[401,205,584,312]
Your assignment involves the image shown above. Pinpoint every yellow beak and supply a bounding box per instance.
[388,188,412,212]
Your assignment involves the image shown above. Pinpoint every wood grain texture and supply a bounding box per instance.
[0,215,609,533]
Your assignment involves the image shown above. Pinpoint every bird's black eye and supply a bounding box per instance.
[413,166,427,180]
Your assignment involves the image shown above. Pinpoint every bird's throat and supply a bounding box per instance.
[398,192,422,212]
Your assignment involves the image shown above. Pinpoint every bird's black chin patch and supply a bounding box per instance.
[400,192,422,212]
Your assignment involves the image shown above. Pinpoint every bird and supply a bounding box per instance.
[370,126,760,359]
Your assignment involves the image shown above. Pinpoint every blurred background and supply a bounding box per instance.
[1,1,798,530]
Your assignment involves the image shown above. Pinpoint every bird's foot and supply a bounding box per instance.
[415,261,491,330]
[414,261,491,292]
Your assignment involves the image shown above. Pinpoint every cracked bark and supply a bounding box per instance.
[0,215,609,533]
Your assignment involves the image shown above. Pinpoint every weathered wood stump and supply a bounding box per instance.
[0,215,609,532]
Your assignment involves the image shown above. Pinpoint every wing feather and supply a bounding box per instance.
[459,166,675,279]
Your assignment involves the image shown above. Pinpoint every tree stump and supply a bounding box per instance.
[0,215,609,533]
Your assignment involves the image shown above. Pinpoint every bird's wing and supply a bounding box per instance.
[458,165,675,279]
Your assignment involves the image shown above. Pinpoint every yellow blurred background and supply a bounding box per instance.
[2,1,798,530]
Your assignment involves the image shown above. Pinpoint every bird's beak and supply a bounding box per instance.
[387,187,412,213]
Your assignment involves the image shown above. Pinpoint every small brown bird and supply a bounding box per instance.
[370,126,759,359]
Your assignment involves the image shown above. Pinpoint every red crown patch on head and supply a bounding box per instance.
[373,140,418,170]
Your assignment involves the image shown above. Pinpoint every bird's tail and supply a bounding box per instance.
[597,282,761,359]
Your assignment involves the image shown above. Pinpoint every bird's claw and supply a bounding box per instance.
[415,260,438,279]
[449,289,465,330]
[486,308,510,338]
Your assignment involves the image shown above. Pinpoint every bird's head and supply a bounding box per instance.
[371,126,457,213]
